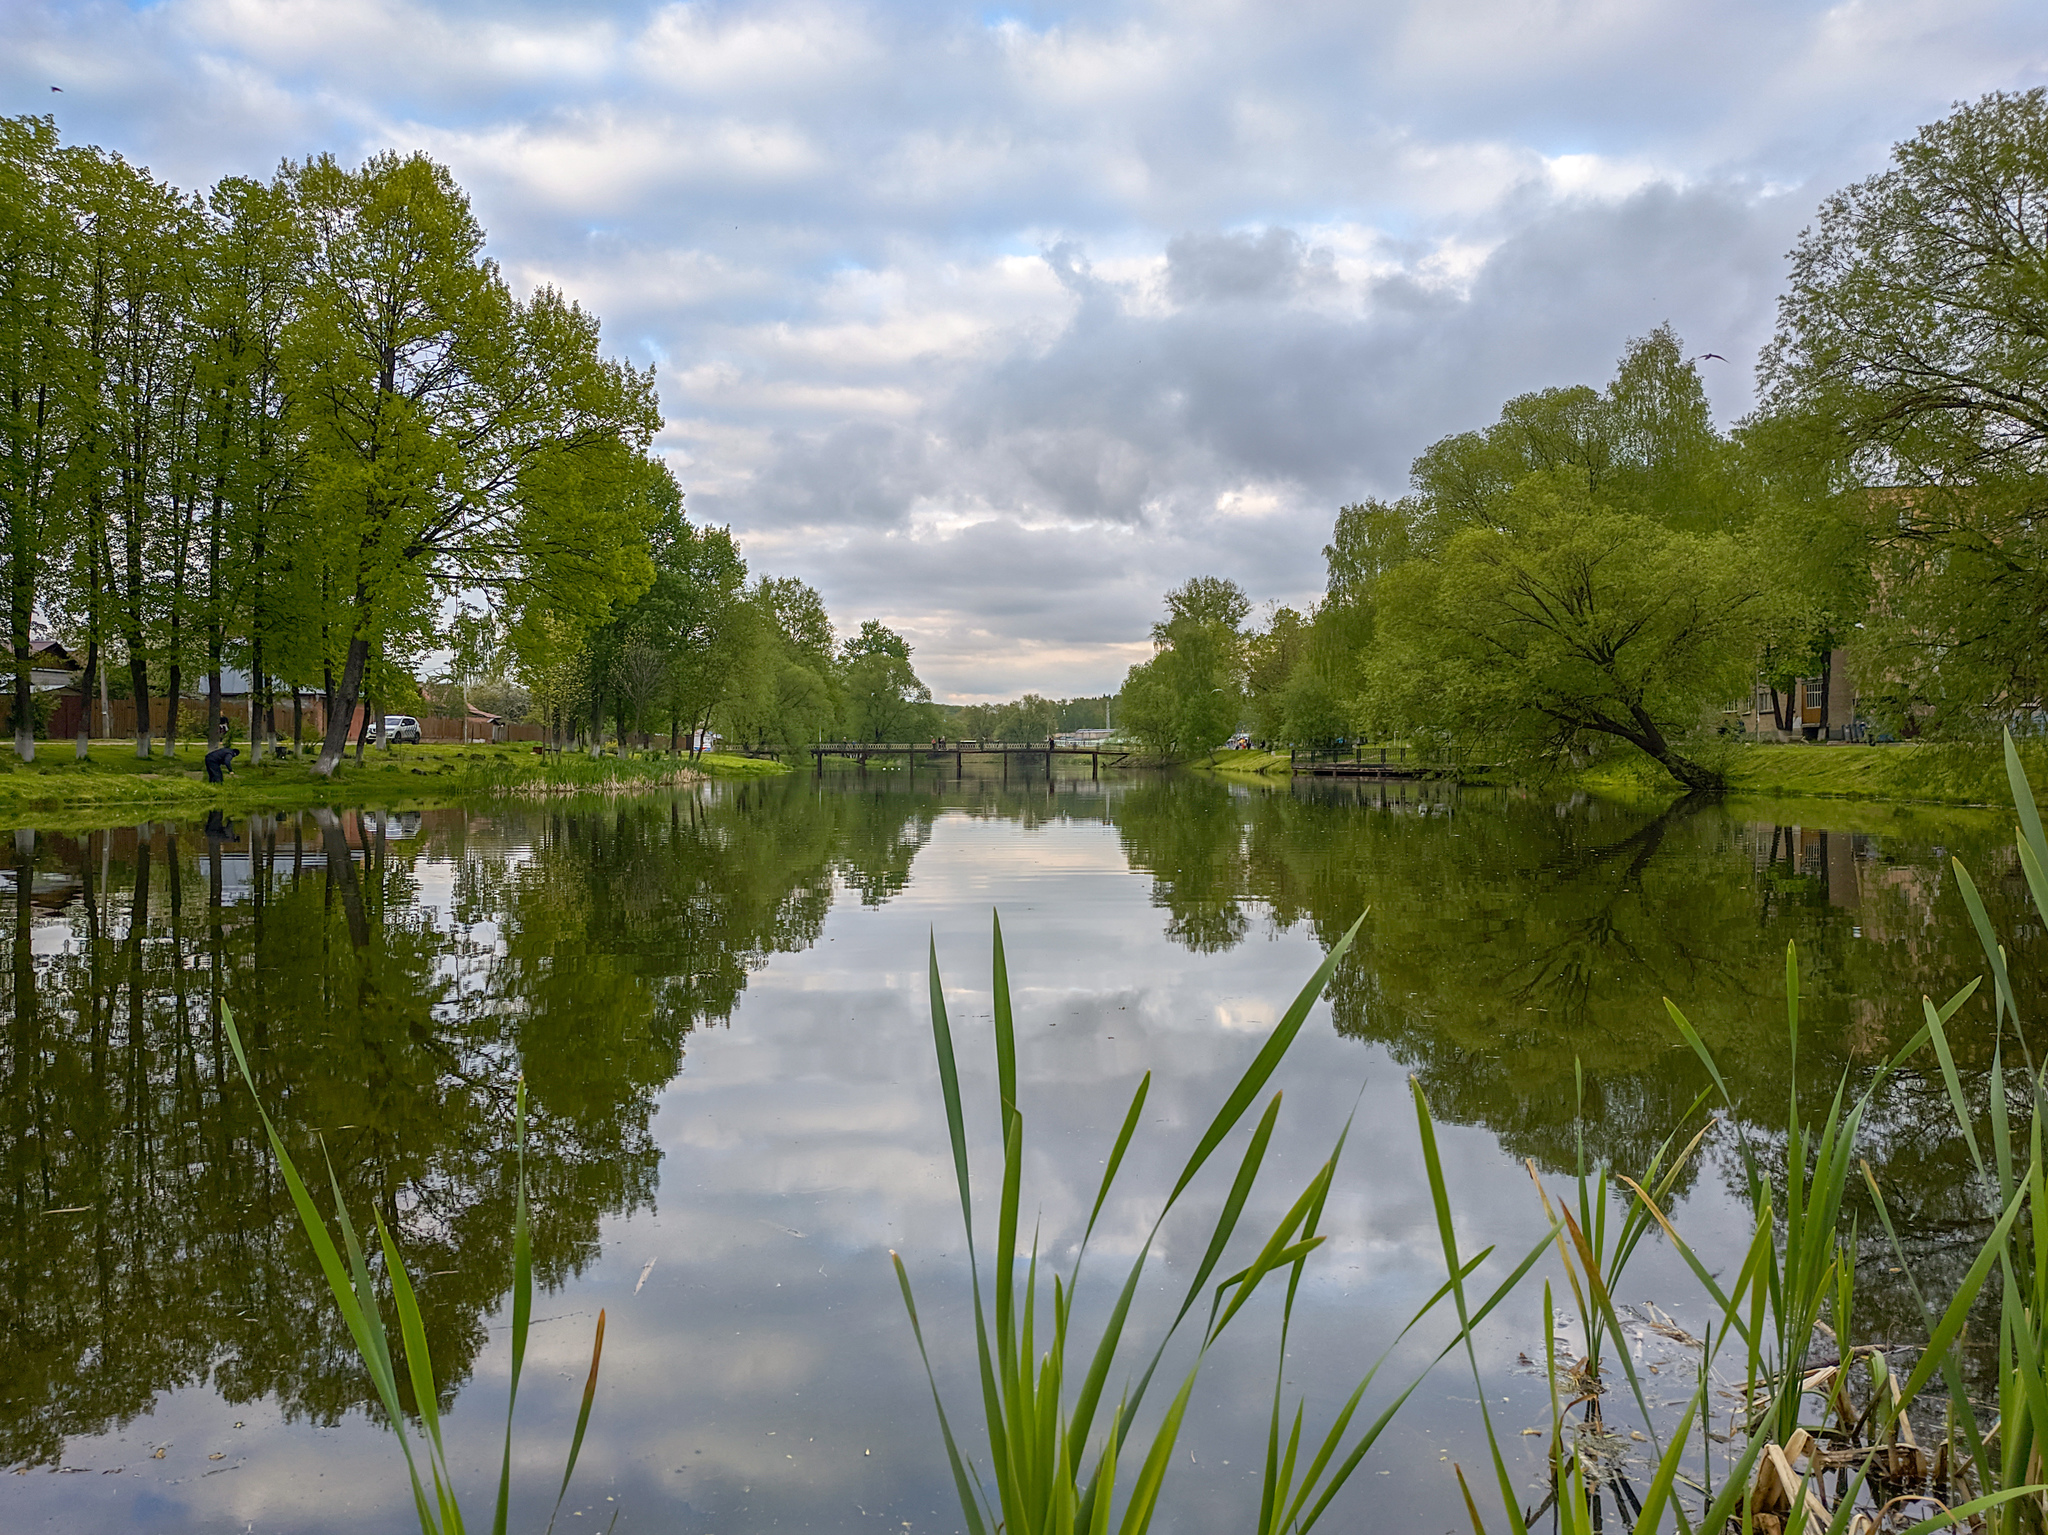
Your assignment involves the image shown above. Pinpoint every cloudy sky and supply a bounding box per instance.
[10,1,2048,700]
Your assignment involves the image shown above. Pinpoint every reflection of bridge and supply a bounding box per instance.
[806,740,1135,779]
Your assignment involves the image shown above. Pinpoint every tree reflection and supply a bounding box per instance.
[0,783,866,1467]
[1119,777,2040,1186]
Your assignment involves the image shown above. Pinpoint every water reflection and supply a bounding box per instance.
[0,773,2032,1527]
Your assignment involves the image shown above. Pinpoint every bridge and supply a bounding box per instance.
[802,739,1135,778]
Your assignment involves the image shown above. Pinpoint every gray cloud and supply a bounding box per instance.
[7,0,2047,696]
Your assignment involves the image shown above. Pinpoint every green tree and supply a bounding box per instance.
[839,619,933,741]
[1116,576,1248,758]
[68,142,205,758]
[0,118,83,762]
[1762,88,2048,732]
[285,150,662,776]
[722,576,841,755]
[1374,472,1760,790]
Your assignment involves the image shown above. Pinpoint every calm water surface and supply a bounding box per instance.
[0,771,2033,1532]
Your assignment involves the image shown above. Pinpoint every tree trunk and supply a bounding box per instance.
[590,689,603,758]
[356,694,374,765]
[9,534,33,763]
[128,650,151,760]
[292,687,303,756]
[311,631,370,777]
[165,665,181,758]
[1618,703,1724,793]
[206,467,223,750]
[75,640,96,760]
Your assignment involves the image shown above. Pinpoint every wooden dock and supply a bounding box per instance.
[1288,746,1448,779]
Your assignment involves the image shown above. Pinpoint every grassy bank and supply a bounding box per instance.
[1188,747,1294,777]
[1560,738,2048,809]
[0,740,787,825]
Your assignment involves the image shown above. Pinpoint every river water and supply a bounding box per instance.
[0,770,2033,1532]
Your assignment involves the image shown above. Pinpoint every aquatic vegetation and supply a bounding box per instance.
[222,1006,606,1535]
[1446,730,2048,1532]
[898,911,1550,1535]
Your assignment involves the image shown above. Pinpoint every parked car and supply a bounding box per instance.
[380,714,422,745]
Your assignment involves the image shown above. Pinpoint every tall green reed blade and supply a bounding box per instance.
[222,1003,442,1531]
[900,910,1369,1535]
[546,1310,608,1535]
[1413,1075,1537,1535]
[491,1080,533,1535]
[1270,1157,1553,1535]
[221,1005,606,1535]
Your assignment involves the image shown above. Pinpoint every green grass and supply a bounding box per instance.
[1563,738,2048,809]
[0,738,787,823]
[1444,731,2048,1533]
[1192,749,1295,777]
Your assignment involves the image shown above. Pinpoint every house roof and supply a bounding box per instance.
[5,638,79,670]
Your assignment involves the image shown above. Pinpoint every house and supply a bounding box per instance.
[4,638,83,693]
[1727,648,1861,742]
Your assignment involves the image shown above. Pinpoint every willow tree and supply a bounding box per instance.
[1372,472,1760,791]
[286,150,661,776]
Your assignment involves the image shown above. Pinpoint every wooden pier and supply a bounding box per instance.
[1288,745,1448,779]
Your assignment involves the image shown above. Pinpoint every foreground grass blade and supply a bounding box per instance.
[493,1080,532,1535]
[892,1251,993,1535]
[221,1004,440,1529]
[546,1310,608,1535]
[224,1004,605,1534]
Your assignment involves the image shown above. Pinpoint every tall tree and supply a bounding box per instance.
[285,150,661,776]
[1361,332,1763,787]
[71,144,204,758]
[0,118,81,761]
[1116,576,1248,758]
[839,620,933,742]
[1762,87,2048,732]
[1373,472,1760,791]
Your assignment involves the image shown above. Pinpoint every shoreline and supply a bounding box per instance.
[1189,740,2041,813]
[0,741,791,829]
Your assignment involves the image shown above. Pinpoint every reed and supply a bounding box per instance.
[898,912,1551,1535]
[221,1005,607,1535]
[1443,728,2048,1532]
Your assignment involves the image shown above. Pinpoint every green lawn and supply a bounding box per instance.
[1570,738,2047,809]
[0,738,788,825]
[1191,748,1295,777]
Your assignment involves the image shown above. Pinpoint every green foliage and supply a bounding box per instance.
[901,912,1551,1535]
[839,619,935,741]
[1295,330,1765,787]
[1372,472,1761,790]
[1116,577,1249,758]
[1763,88,2048,735]
[221,1016,607,1535]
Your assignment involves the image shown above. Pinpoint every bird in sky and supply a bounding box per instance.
[50,85,62,92]
[1692,352,1729,363]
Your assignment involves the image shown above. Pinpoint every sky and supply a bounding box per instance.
[9,1,2048,702]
